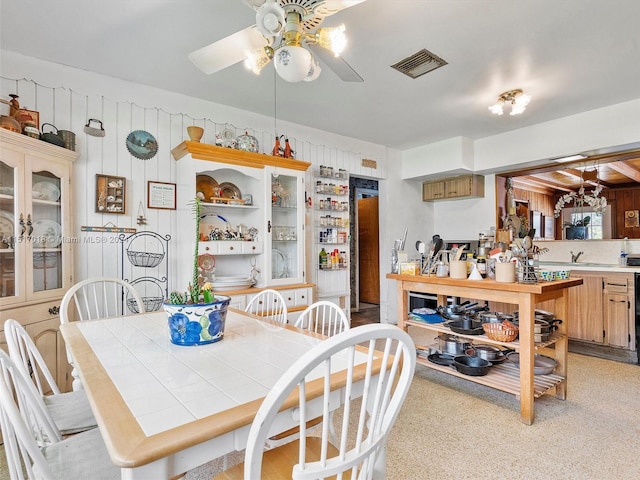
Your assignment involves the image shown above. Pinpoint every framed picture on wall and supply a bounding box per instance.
[96,175,126,214]
[544,215,555,239]
[531,211,542,239]
[514,199,529,237]
[147,181,176,210]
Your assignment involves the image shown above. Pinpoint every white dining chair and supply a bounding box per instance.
[4,319,97,436]
[245,289,288,324]
[264,301,351,448]
[294,300,350,336]
[213,323,416,480]
[60,277,145,390]
[60,276,145,322]
[0,351,119,480]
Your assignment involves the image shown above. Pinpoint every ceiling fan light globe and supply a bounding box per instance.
[316,24,347,56]
[245,46,272,75]
[274,45,312,82]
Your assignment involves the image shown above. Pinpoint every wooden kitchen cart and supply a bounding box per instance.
[387,273,582,425]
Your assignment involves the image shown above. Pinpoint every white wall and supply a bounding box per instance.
[402,136,474,180]
[474,99,640,171]
[379,149,434,324]
[1,51,389,303]
[417,99,640,244]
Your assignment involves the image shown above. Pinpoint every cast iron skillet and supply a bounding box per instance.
[447,318,485,335]
[452,355,491,376]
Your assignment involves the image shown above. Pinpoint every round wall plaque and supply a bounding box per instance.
[126,130,158,160]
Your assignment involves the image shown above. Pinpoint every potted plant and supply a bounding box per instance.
[163,197,230,346]
[564,216,590,240]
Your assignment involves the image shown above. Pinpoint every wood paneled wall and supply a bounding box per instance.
[497,176,640,239]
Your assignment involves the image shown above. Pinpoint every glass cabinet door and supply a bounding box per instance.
[269,171,303,284]
[30,170,63,294]
[0,160,17,299]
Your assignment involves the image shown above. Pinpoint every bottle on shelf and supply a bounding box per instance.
[620,236,629,266]
[476,246,487,278]
[319,247,328,269]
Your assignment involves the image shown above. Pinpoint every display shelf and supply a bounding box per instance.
[389,273,583,424]
[405,318,565,350]
[312,170,350,310]
[416,356,565,398]
[202,202,259,210]
[173,141,309,289]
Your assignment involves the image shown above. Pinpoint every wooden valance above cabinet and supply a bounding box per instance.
[422,174,484,201]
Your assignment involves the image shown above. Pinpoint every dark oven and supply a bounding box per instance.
[409,291,458,311]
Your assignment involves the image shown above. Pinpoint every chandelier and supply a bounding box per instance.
[244,2,347,83]
[489,89,531,116]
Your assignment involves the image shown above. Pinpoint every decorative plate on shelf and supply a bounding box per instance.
[32,181,61,201]
[199,214,230,239]
[0,211,14,247]
[218,182,242,199]
[0,186,14,196]
[31,219,62,248]
[221,128,235,148]
[272,248,288,278]
[196,175,219,200]
[126,130,158,160]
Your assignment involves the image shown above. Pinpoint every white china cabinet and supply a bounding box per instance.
[172,141,314,321]
[0,129,77,392]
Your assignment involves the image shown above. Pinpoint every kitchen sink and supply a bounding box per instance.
[539,261,619,268]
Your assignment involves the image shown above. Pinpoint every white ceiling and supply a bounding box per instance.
[2,0,639,151]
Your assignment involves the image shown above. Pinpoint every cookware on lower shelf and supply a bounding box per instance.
[452,355,491,376]
[506,352,558,375]
[447,318,485,335]
[437,334,469,355]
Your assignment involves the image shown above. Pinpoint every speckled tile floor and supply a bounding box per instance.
[2,338,639,479]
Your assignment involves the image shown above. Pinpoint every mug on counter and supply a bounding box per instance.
[449,260,467,279]
[495,262,516,283]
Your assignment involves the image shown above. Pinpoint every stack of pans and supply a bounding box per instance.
[512,309,562,343]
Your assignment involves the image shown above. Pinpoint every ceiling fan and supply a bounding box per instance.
[188,0,366,83]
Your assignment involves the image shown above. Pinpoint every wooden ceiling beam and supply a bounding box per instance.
[516,175,574,193]
[607,160,640,182]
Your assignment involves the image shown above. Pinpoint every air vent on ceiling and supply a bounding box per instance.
[390,48,447,79]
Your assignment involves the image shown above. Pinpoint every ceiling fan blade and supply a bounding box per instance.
[315,0,368,16]
[241,0,266,9]
[188,26,268,75]
[308,44,363,82]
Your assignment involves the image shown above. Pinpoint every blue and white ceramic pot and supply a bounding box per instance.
[164,295,230,346]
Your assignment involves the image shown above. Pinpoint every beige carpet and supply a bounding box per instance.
[2,348,639,479]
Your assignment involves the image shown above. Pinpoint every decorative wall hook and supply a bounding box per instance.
[137,201,147,225]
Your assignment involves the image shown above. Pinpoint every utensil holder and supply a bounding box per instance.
[495,262,516,283]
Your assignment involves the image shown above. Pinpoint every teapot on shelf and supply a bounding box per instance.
[40,123,65,147]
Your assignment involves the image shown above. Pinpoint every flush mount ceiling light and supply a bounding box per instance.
[189,0,366,83]
[489,89,532,116]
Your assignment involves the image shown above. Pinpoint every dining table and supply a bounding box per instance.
[59,308,375,480]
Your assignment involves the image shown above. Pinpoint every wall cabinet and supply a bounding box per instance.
[172,141,314,320]
[422,174,484,201]
[0,129,78,392]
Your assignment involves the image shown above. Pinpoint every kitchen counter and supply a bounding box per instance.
[539,262,640,273]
